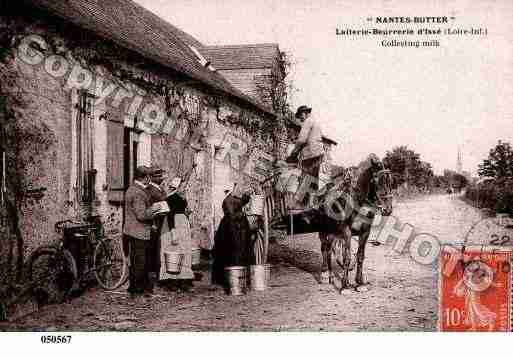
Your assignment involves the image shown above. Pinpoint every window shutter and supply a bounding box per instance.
[106,117,125,203]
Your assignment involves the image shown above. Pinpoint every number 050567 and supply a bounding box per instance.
[40,335,72,344]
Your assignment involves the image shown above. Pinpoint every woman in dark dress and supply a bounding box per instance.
[212,184,251,287]
[166,188,187,232]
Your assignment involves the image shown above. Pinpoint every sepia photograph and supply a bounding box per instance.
[0,0,512,347]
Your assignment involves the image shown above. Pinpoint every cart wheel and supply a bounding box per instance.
[26,246,78,304]
[94,238,128,290]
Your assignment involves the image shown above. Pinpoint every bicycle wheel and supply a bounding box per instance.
[93,238,128,290]
[26,246,78,304]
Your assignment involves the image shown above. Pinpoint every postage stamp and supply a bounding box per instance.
[439,245,512,332]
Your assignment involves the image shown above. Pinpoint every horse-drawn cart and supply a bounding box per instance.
[247,156,394,292]
[246,161,337,265]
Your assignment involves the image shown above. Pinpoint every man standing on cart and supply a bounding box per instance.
[286,105,325,208]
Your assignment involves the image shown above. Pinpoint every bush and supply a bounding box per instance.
[465,178,513,214]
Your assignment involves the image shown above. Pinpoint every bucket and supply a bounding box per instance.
[164,252,184,274]
[249,264,270,291]
[191,248,201,266]
[224,266,247,295]
[247,215,260,232]
[248,195,265,216]
[276,166,301,193]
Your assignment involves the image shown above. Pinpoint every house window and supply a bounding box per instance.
[124,126,139,186]
[106,114,140,203]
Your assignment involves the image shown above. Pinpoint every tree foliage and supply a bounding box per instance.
[477,140,513,179]
[466,140,513,214]
[254,51,294,117]
[441,169,468,190]
[382,146,434,189]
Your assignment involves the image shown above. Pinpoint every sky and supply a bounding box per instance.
[134,0,513,175]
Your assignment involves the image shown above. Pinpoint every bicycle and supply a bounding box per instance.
[25,219,128,304]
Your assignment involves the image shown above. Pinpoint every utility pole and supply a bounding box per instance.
[403,152,410,190]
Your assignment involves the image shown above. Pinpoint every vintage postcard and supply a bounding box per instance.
[0,0,512,343]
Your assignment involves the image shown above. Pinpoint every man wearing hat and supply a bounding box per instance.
[287,105,325,206]
[123,165,159,295]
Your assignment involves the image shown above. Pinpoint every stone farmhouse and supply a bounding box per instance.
[0,0,299,285]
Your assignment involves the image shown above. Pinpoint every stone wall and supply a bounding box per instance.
[152,89,278,250]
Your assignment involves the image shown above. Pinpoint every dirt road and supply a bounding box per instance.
[2,194,496,331]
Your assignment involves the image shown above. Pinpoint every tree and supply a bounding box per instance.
[478,140,513,179]
[383,146,433,189]
[254,51,294,117]
[254,51,297,160]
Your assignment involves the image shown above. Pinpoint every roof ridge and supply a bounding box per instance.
[204,43,279,49]
[130,0,204,48]
[24,0,274,117]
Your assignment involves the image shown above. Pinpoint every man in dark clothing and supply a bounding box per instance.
[123,165,157,295]
[212,183,251,287]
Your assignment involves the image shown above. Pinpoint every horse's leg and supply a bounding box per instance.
[355,225,370,286]
[326,234,334,284]
[339,225,352,292]
[319,232,330,284]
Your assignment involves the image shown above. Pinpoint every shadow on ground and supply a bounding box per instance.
[268,242,323,284]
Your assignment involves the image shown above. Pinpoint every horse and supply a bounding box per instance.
[315,155,393,292]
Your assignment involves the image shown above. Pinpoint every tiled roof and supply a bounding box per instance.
[24,0,274,116]
[201,44,280,70]
[169,26,204,49]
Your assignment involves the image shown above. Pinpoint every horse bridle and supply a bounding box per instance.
[373,169,393,211]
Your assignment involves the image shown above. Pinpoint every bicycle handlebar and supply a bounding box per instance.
[54,219,101,233]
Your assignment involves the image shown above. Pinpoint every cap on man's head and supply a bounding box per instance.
[295,105,312,119]
[134,165,152,179]
[150,166,166,178]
